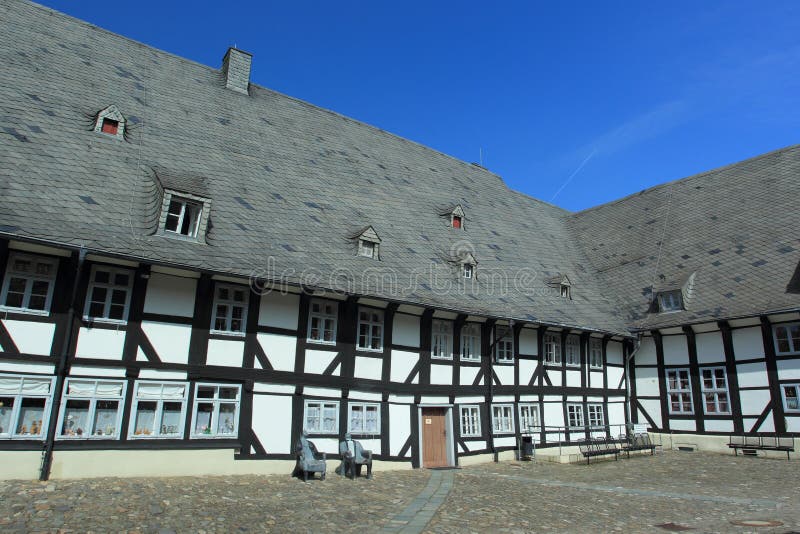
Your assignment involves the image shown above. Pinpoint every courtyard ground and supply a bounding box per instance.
[0,450,797,533]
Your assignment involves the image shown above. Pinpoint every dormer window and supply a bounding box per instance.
[445,204,466,229]
[548,274,572,299]
[358,240,376,258]
[352,226,381,260]
[93,104,126,140]
[452,215,462,229]
[463,264,474,279]
[560,284,570,299]
[157,187,211,242]
[657,290,683,312]
[165,197,203,238]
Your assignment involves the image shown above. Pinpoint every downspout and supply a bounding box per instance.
[624,333,643,426]
[40,246,86,481]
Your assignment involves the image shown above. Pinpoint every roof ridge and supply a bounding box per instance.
[570,143,800,217]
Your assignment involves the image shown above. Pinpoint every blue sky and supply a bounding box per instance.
[38,1,800,211]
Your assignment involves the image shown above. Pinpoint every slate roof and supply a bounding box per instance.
[0,0,797,336]
[569,145,800,330]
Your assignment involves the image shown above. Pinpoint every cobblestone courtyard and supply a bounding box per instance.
[1,451,798,533]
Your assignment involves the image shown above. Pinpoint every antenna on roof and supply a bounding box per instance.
[479,147,484,167]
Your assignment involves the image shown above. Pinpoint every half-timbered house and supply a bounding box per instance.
[0,0,797,479]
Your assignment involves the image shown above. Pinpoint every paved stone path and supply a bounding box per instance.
[0,451,798,533]
[381,470,455,533]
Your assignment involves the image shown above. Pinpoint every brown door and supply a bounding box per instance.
[421,407,449,467]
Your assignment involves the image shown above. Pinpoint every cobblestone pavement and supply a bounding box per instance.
[0,451,798,533]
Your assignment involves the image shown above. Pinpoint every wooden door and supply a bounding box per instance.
[421,407,448,467]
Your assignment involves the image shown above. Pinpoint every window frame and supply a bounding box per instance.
[210,282,249,335]
[347,402,380,434]
[128,381,190,439]
[491,404,515,434]
[0,252,59,315]
[494,326,514,363]
[463,263,474,279]
[459,405,481,437]
[164,196,203,238]
[83,264,134,324]
[560,284,571,299]
[56,378,127,440]
[0,374,56,440]
[307,298,338,345]
[190,383,241,439]
[587,403,604,429]
[304,399,340,435]
[518,403,539,433]
[566,403,584,428]
[543,332,561,365]
[460,323,481,361]
[452,215,463,229]
[565,334,580,367]
[782,384,800,413]
[357,307,384,352]
[700,367,730,415]
[657,290,683,313]
[358,239,376,258]
[773,323,800,355]
[431,319,453,360]
[589,338,603,369]
[666,368,693,414]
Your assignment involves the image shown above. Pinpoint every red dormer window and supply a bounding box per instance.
[101,118,119,135]
[452,215,462,229]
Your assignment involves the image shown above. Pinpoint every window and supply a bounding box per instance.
[211,283,248,334]
[518,403,539,432]
[357,308,383,351]
[774,323,800,354]
[460,405,481,437]
[460,323,481,361]
[431,320,452,359]
[567,403,584,428]
[700,368,730,414]
[304,400,339,434]
[544,333,561,365]
[0,253,58,314]
[307,298,337,344]
[191,383,240,438]
[463,263,474,279]
[129,381,189,439]
[164,197,202,238]
[101,118,119,135]
[783,384,800,412]
[492,404,514,434]
[0,375,55,439]
[452,215,462,229]
[565,335,580,366]
[657,290,683,312]
[348,402,379,434]
[84,265,133,322]
[587,404,604,428]
[495,327,514,362]
[358,240,376,258]
[589,338,603,369]
[666,369,693,414]
[560,284,570,299]
[57,379,126,439]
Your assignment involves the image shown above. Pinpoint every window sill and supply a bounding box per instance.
[209,330,246,338]
[307,339,337,346]
[460,434,481,438]
[492,431,515,436]
[544,362,562,367]
[129,435,185,440]
[189,434,239,440]
[431,355,453,361]
[565,363,581,368]
[162,231,202,242]
[356,347,383,354]
[83,317,128,327]
[0,306,50,317]
[57,436,122,441]
[460,357,481,363]
[589,366,604,370]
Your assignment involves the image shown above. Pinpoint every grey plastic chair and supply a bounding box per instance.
[295,432,327,482]
[337,433,373,479]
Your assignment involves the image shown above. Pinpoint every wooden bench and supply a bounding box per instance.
[728,435,795,460]
[578,438,620,464]
[620,433,656,458]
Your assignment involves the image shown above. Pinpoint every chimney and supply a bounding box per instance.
[221,47,252,94]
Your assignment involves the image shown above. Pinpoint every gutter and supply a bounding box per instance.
[39,246,86,481]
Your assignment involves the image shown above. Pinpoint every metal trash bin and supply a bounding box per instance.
[520,436,534,460]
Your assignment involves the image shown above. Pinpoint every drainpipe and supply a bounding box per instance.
[40,247,86,480]
[624,333,643,427]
